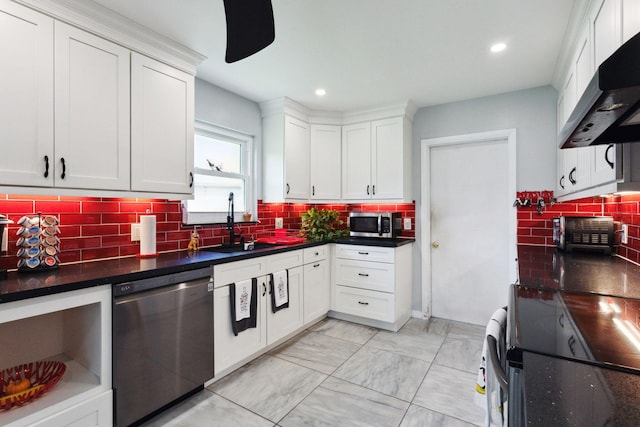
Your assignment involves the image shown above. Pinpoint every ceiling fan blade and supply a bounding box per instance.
[223,0,275,63]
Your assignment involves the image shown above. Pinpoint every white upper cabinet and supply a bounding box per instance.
[0,0,202,197]
[342,117,412,201]
[54,21,130,190]
[131,52,195,194]
[622,0,640,42]
[262,112,310,202]
[310,124,341,200]
[0,0,53,187]
[591,0,622,68]
[371,117,411,200]
[341,122,372,200]
[283,116,310,200]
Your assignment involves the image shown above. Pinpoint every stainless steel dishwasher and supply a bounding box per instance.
[113,267,214,426]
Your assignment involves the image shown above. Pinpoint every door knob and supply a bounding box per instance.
[432,241,439,248]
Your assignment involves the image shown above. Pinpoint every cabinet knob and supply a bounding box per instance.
[432,241,439,248]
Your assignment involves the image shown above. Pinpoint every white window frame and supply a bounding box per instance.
[182,120,256,225]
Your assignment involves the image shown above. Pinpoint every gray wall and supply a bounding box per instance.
[410,85,558,312]
[194,78,264,199]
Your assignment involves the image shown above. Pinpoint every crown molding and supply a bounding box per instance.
[259,97,417,125]
[14,0,206,74]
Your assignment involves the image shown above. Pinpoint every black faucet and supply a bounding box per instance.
[225,192,243,247]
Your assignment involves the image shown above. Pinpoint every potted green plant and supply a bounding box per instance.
[300,208,349,241]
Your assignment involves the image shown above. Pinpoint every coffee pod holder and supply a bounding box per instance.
[16,213,61,272]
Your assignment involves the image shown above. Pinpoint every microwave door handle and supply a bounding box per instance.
[378,215,382,236]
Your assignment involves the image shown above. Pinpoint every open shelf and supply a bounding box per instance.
[0,286,111,426]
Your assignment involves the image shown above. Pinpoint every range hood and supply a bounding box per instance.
[560,32,640,149]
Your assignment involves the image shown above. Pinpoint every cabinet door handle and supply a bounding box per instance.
[358,301,369,305]
[558,312,565,328]
[189,172,194,188]
[568,335,576,356]
[312,185,315,196]
[559,175,565,190]
[313,263,320,268]
[286,183,290,194]
[262,282,267,296]
[568,167,576,185]
[605,144,614,169]
[43,155,49,178]
[60,157,66,180]
[372,185,376,195]
[358,251,369,255]
[358,273,369,277]
[366,184,370,195]
[314,252,319,256]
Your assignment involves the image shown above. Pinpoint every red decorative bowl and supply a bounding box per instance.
[0,361,66,410]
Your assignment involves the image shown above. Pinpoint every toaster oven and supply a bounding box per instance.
[553,216,614,254]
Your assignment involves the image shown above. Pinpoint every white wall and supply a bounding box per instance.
[194,78,264,199]
[410,85,558,313]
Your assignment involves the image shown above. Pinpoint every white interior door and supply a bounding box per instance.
[421,130,517,326]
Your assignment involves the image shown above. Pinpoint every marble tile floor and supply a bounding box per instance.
[142,317,487,427]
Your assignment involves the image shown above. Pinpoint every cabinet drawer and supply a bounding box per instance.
[266,249,303,272]
[335,259,394,293]
[303,245,329,263]
[335,244,394,263]
[214,258,267,288]
[334,285,394,322]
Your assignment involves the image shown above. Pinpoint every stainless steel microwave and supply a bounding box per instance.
[349,212,402,238]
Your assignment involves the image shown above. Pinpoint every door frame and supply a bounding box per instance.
[420,129,517,318]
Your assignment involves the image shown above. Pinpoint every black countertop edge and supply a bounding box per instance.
[0,238,414,304]
[334,237,415,247]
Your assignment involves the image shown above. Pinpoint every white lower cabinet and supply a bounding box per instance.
[0,286,112,427]
[331,243,412,331]
[303,245,331,324]
[213,250,305,377]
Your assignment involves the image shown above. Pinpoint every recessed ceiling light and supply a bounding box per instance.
[315,88,326,96]
[490,42,507,53]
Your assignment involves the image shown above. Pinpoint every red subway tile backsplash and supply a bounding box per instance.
[0,195,416,269]
[516,191,640,263]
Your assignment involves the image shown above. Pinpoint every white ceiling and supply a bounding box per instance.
[94,0,577,112]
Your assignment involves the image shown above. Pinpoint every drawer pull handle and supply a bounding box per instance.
[358,273,369,277]
[358,252,369,255]
[313,263,320,268]
[358,301,369,305]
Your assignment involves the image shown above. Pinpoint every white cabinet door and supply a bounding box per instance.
[54,22,130,190]
[283,116,310,199]
[267,266,303,345]
[303,259,330,323]
[592,144,617,186]
[565,148,592,192]
[622,0,640,42]
[0,1,53,187]
[574,28,592,97]
[371,117,405,199]
[310,124,341,200]
[592,0,622,68]
[342,122,371,199]
[214,281,267,375]
[131,52,194,194]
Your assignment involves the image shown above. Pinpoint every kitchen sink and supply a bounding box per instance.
[202,242,278,253]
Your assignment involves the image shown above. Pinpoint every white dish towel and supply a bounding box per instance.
[234,279,253,321]
[270,270,289,312]
[475,307,507,427]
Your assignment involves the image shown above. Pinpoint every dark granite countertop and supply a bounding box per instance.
[0,237,414,304]
[513,245,640,425]
[517,245,640,299]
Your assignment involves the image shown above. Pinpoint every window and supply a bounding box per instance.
[182,121,255,225]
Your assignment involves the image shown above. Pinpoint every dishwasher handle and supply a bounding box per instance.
[113,267,213,297]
